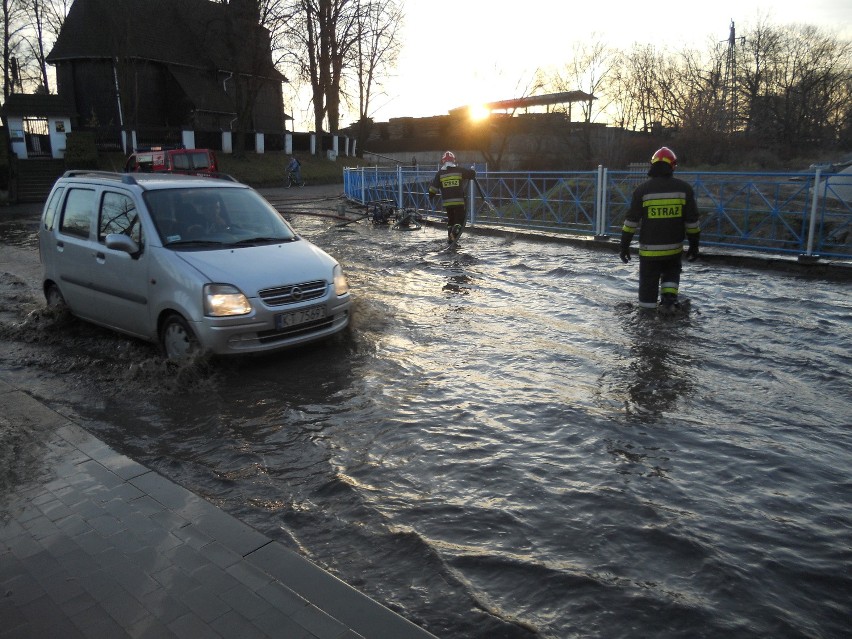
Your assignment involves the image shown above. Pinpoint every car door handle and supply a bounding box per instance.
[95,252,106,263]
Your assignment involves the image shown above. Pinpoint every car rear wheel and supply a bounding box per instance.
[45,283,66,308]
[161,314,199,360]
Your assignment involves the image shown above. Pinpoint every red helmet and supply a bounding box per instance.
[441,151,456,166]
[651,147,677,168]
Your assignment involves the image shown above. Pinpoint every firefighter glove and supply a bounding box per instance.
[687,238,699,262]
[619,236,631,263]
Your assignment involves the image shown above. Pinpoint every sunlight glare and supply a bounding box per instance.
[469,104,491,121]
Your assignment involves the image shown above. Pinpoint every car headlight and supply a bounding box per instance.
[333,264,349,296]
[204,284,251,316]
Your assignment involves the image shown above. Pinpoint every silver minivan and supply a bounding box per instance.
[38,171,352,359]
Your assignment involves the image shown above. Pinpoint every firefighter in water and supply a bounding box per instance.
[620,147,701,313]
[429,151,476,243]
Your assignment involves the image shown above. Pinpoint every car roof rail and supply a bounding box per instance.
[61,170,134,182]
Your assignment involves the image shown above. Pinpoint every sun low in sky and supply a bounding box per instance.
[369,0,852,126]
[468,104,491,121]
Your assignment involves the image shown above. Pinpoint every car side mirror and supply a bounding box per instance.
[105,233,141,258]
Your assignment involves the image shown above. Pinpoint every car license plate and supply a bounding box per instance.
[275,305,326,329]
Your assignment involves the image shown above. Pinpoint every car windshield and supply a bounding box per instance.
[144,187,297,247]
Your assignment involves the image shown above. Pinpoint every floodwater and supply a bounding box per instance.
[1,192,850,638]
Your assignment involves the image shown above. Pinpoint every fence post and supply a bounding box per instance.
[799,168,822,263]
[469,175,476,226]
[594,165,608,239]
[397,164,403,209]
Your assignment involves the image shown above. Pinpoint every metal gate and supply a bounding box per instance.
[23,117,51,158]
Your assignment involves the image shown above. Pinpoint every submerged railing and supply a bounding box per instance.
[343,166,852,260]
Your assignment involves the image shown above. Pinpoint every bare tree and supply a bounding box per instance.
[740,20,852,152]
[548,38,616,123]
[350,0,402,152]
[280,0,401,134]
[1,0,28,99]
[22,0,50,92]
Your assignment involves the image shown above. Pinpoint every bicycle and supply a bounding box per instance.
[285,171,305,188]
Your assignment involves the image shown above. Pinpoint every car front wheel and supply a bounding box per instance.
[161,314,199,360]
[45,283,66,308]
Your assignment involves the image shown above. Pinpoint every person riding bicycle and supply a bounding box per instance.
[286,156,302,187]
[429,151,476,243]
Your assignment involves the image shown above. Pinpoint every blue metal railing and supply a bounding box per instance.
[343,166,852,260]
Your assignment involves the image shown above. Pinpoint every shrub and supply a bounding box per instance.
[64,132,99,169]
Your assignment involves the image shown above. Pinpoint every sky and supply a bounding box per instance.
[285,0,852,130]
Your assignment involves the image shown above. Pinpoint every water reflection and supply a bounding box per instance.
[612,305,697,422]
[442,272,472,295]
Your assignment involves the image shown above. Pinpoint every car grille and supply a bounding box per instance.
[256,316,335,343]
[259,280,327,306]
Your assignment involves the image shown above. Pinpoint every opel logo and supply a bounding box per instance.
[291,286,303,301]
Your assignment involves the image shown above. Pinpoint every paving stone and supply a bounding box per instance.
[126,545,174,575]
[168,611,223,639]
[140,587,192,625]
[20,593,75,627]
[164,541,210,574]
[126,616,180,639]
[101,586,153,628]
[54,513,90,537]
[39,496,74,522]
[58,589,99,617]
[0,598,28,632]
[199,539,242,569]
[129,494,169,517]
[190,562,242,594]
[293,603,349,639]
[179,582,233,623]
[225,558,274,592]
[76,568,123,601]
[210,609,268,639]
[3,572,44,607]
[150,564,201,593]
[255,580,310,617]
[252,607,314,639]
[172,522,213,550]
[219,583,272,620]
[39,570,87,605]
[105,556,162,598]
[72,604,132,639]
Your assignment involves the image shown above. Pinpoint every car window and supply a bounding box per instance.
[43,186,65,230]
[131,153,155,172]
[144,187,295,246]
[99,191,142,246]
[172,153,191,170]
[59,188,96,238]
[189,152,211,169]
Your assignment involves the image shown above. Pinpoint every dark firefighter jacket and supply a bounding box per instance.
[622,175,700,259]
[429,166,476,208]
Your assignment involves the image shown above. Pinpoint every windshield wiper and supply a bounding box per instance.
[165,239,227,247]
[232,236,296,245]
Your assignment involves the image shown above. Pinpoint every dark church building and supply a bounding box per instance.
[46,0,288,152]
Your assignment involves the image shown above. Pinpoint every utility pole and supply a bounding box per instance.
[720,20,745,133]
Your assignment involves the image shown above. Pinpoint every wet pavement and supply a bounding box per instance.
[0,374,436,639]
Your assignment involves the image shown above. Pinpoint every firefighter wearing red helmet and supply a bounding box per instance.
[620,147,701,313]
[429,151,476,243]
